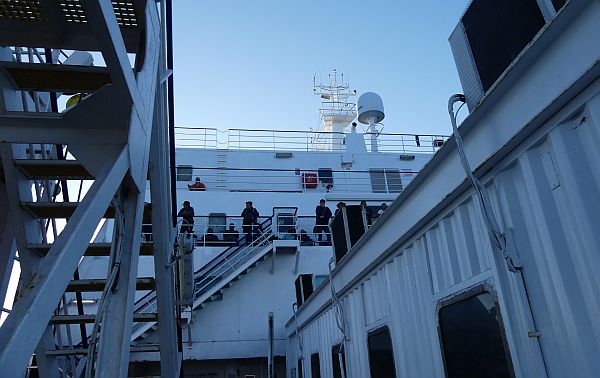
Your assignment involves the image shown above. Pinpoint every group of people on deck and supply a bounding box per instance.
[177,198,388,246]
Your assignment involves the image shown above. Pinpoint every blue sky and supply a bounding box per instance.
[172,1,470,136]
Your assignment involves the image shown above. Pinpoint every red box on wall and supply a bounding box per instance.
[302,172,318,188]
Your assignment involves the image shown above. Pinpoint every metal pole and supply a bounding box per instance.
[268,311,274,378]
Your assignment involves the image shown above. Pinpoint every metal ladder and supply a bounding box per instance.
[0,1,179,377]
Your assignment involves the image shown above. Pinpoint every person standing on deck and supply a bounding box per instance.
[178,201,195,234]
[313,199,332,243]
[241,201,260,243]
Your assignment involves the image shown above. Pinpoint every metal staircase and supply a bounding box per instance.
[0,1,180,377]
[131,217,276,341]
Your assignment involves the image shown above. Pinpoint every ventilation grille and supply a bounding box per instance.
[0,0,46,21]
[56,0,138,27]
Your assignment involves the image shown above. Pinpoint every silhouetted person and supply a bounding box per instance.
[241,201,260,243]
[203,227,220,245]
[313,199,332,243]
[300,230,315,246]
[223,223,240,244]
[282,228,297,240]
[361,200,372,226]
[377,203,388,218]
[334,201,346,217]
[178,201,195,234]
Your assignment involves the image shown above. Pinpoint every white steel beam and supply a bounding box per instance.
[148,73,181,376]
[0,147,129,376]
[95,182,145,378]
[81,0,159,190]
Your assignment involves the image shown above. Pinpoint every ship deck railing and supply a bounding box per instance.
[174,126,448,154]
[177,166,418,193]
[149,214,382,248]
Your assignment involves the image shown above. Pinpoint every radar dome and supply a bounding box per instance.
[357,92,385,125]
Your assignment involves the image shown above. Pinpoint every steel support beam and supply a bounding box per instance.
[0,147,129,376]
[148,69,181,376]
[95,181,145,378]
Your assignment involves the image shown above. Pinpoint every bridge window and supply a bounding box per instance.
[368,326,396,378]
[369,169,402,193]
[438,291,514,378]
[176,165,193,181]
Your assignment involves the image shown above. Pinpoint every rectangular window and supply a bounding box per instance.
[368,327,396,378]
[318,168,333,184]
[177,165,193,181]
[369,169,386,193]
[369,169,403,193]
[310,353,321,378]
[438,291,514,378]
[332,344,347,378]
[208,213,226,234]
[385,169,403,193]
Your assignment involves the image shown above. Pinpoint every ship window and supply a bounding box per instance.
[208,213,226,234]
[318,168,333,184]
[369,169,403,193]
[298,359,303,378]
[367,326,396,378]
[438,291,514,378]
[310,353,321,378]
[332,344,347,378]
[177,165,193,181]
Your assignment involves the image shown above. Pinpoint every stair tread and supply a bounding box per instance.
[50,313,158,324]
[0,1,144,54]
[28,242,154,256]
[66,277,155,292]
[46,345,160,356]
[0,62,112,93]
[15,159,93,179]
[21,202,151,219]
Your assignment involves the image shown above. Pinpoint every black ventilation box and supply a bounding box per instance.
[331,205,368,264]
[294,274,314,306]
[449,0,551,110]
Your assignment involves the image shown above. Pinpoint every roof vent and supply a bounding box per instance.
[399,154,415,161]
[449,0,549,110]
[275,152,293,158]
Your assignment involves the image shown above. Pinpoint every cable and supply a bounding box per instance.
[447,95,519,272]
[85,198,125,377]
[328,257,348,378]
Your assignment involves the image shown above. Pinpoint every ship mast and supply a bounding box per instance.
[313,69,357,150]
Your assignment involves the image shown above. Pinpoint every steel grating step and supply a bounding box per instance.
[50,313,158,324]
[28,242,154,256]
[66,277,155,292]
[0,62,112,93]
[15,159,94,180]
[45,345,160,356]
[21,202,152,219]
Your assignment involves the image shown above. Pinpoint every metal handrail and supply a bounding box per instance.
[193,221,275,300]
[174,126,449,153]
[194,216,273,276]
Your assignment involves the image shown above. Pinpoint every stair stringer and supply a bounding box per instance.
[130,243,273,341]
